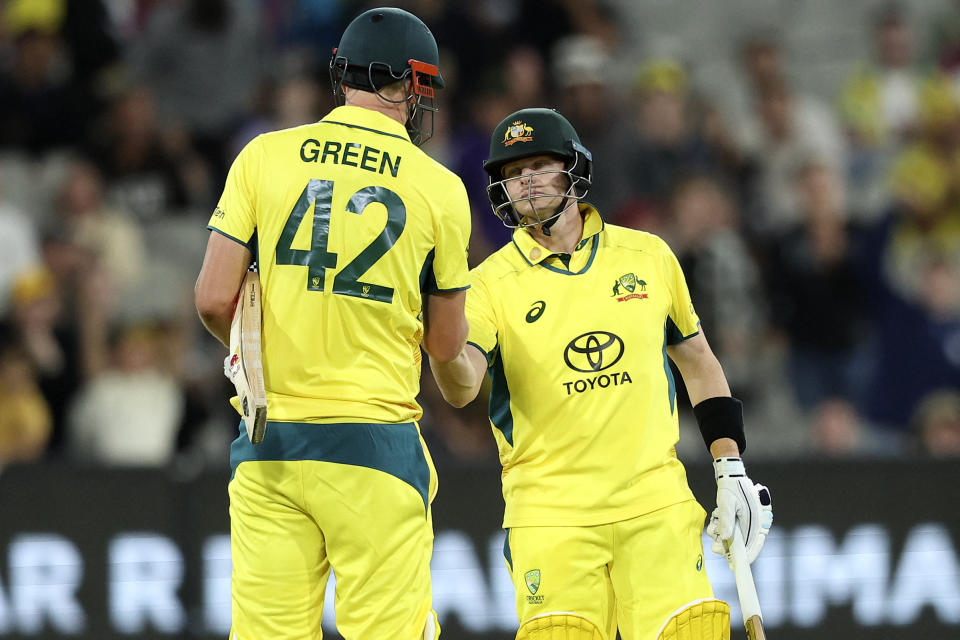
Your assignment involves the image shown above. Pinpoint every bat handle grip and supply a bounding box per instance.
[729,526,762,625]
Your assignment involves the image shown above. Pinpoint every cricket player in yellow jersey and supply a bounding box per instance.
[430,109,774,640]
[194,8,470,640]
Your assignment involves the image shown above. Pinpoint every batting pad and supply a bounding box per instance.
[516,612,605,640]
[656,599,730,640]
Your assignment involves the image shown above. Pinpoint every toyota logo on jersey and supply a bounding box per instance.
[563,331,625,373]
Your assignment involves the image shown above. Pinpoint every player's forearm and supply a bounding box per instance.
[197,307,231,347]
[429,346,485,408]
[682,355,731,407]
[668,333,731,406]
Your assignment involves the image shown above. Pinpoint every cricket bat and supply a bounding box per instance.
[724,527,767,640]
[226,268,267,444]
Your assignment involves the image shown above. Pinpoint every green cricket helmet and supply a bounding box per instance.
[483,108,593,229]
[329,7,444,146]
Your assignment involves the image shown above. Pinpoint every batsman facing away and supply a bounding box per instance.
[196,7,472,639]
[430,107,773,640]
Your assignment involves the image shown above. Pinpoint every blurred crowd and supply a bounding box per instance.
[2,0,960,474]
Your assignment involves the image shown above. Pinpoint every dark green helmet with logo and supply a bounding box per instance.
[329,7,444,145]
[483,108,593,228]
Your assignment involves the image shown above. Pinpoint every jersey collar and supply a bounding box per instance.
[511,203,604,268]
[321,105,411,142]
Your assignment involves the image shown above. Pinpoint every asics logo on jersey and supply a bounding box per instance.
[563,331,624,372]
[525,300,546,323]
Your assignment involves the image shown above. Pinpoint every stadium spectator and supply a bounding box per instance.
[737,77,847,236]
[861,253,960,436]
[127,0,264,182]
[0,186,40,314]
[0,340,52,469]
[808,397,898,458]
[838,3,925,220]
[718,32,848,235]
[0,1,93,154]
[878,143,960,309]
[614,59,723,231]
[912,389,960,457]
[86,86,210,220]
[839,3,923,149]
[67,322,184,466]
[765,158,867,410]
[1,267,85,457]
[54,157,146,304]
[666,175,768,399]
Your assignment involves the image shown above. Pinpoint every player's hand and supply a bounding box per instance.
[223,353,238,382]
[707,457,772,566]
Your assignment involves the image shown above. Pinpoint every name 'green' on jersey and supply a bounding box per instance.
[208,106,471,424]
[466,206,699,527]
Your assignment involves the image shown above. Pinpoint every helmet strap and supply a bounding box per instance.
[538,175,580,235]
[539,206,563,236]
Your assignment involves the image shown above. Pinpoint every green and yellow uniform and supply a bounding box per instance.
[211,105,470,424]
[209,105,470,640]
[467,204,713,638]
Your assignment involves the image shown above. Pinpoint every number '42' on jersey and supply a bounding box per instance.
[208,105,471,424]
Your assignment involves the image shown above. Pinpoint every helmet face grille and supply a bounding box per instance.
[487,160,592,229]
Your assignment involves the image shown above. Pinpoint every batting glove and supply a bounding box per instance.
[707,457,772,566]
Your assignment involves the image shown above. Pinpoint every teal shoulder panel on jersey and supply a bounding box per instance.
[662,337,678,415]
[419,248,437,292]
[230,421,430,509]
[665,316,699,345]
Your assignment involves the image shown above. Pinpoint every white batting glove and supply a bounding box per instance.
[706,457,772,566]
[224,353,240,382]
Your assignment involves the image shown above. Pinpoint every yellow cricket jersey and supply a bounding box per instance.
[466,205,700,527]
[208,105,471,424]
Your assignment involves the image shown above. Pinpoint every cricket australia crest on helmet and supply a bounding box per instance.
[503,121,534,146]
[483,108,593,228]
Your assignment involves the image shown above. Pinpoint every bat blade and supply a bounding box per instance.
[229,270,267,444]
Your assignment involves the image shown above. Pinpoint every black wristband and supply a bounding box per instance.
[693,396,746,454]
